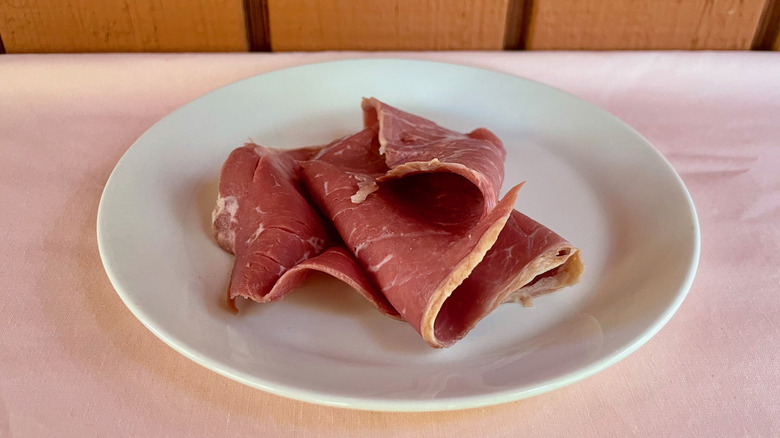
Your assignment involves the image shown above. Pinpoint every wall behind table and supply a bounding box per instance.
[0,0,778,53]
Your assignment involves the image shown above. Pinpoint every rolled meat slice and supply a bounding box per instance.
[498,211,584,306]
[302,100,583,347]
[302,126,524,347]
[362,97,506,211]
[363,98,584,341]
[434,211,584,343]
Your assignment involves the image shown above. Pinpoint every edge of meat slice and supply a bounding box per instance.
[268,246,401,319]
[418,186,522,346]
[361,97,505,212]
[212,146,260,254]
[431,211,585,345]
[497,211,585,306]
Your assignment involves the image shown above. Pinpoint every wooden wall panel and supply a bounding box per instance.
[266,0,509,51]
[525,0,767,50]
[0,0,248,53]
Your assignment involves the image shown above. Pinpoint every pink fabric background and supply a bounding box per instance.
[1,52,778,437]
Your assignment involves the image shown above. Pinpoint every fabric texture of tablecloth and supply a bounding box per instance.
[0,51,778,437]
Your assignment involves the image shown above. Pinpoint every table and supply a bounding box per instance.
[1,52,778,437]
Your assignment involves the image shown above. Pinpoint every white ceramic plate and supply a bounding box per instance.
[97,59,699,411]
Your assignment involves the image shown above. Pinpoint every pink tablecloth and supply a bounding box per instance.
[1,52,778,436]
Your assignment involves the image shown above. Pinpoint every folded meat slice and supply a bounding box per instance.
[213,144,321,254]
[213,143,399,318]
[214,99,584,348]
[270,246,399,318]
[362,97,506,211]
[434,211,584,343]
[499,212,585,305]
[363,99,583,344]
[303,101,584,347]
[302,127,524,347]
[213,144,328,308]
[212,146,258,254]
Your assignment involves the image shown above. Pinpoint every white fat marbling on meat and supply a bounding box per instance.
[349,174,378,204]
[307,237,325,253]
[368,254,394,273]
[353,241,369,257]
[351,229,450,257]
[504,245,516,258]
[382,273,415,291]
[331,206,358,221]
[213,195,239,249]
[295,251,312,265]
[212,195,239,224]
[246,224,265,244]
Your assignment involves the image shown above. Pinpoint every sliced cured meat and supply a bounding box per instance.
[499,212,584,305]
[301,127,524,347]
[358,99,584,344]
[362,97,506,211]
[212,99,584,348]
[212,146,259,254]
[213,144,330,307]
[434,211,584,343]
[213,142,400,318]
[269,246,400,318]
[213,144,322,254]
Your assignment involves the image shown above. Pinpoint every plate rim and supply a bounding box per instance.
[97,57,701,411]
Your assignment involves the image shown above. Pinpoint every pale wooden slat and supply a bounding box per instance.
[267,0,509,51]
[525,0,767,50]
[0,0,248,53]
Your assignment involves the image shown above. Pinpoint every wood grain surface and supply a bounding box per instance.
[266,0,509,51]
[0,0,778,52]
[524,0,768,50]
[0,0,248,53]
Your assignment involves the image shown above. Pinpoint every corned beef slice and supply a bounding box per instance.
[270,246,400,319]
[301,125,522,347]
[213,144,328,306]
[213,143,398,317]
[362,97,505,212]
[212,99,583,348]
[361,99,582,346]
[434,211,583,343]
